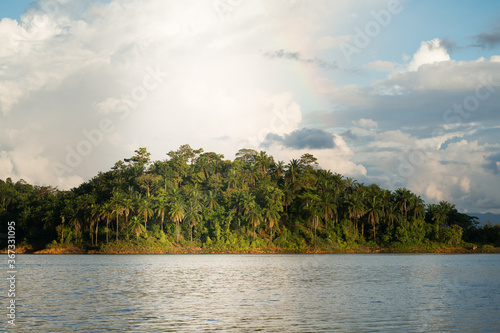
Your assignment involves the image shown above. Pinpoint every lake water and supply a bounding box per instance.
[2,254,500,332]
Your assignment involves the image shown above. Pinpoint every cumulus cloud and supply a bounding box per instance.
[3,0,342,188]
[405,139,500,213]
[1,1,499,215]
[407,38,451,71]
[348,125,500,213]
[312,37,500,213]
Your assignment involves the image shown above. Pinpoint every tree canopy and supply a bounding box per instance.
[1,145,498,252]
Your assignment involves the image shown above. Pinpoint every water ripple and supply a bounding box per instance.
[2,254,499,332]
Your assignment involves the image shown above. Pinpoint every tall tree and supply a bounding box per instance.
[125,147,152,174]
[137,197,153,233]
[169,197,186,243]
[90,203,101,246]
[155,190,169,232]
[395,188,412,219]
[366,195,382,243]
[110,191,125,241]
[129,216,145,244]
[185,199,201,242]
[246,201,262,240]
[100,202,113,244]
[122,197,134,241]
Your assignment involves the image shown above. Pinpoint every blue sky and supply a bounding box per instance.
[0,1,34,20]
[0,0,499,214]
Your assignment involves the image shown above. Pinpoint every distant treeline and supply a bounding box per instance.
[1,145,499,251]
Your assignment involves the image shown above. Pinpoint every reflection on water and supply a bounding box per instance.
[3,254,500,332]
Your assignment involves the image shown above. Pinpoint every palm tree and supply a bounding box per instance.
[90,203,101,246]
[255,151,274,177]
[285,159,301,184]
[185,200,201,242]
[308,196,323,245]
[282,182,294,214]
[246,202,262,240]
[366,195,382,243]
[70,215,82,244]
[110,191,125,241]
[155,191,169,232]
[320,192,336,230]
[137,197,153,232]
[226,168,239,189]
[60,202,74,243]
[347,192,365,234]
[205,190,219,211]
[395,188,412,219]
[410,195,426,221]
[100,202,113,243]
[379,189,393,224]
[386,203,399,229]
[169,197,186,243]
[185,183,202,203]
[276,160,286,179]
[122,197,134,240]
[264,207,280,241]
[76,193,95,244]
[262,186,283,241]
[129,216,145,244]
[244,164,259,187]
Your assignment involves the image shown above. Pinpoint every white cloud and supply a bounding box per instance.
[357,118,378,128]
[0,147,84,188]
[403,139,500,212]
[407,38,451,72]
[1,0,499,216]
[0,0,336,188]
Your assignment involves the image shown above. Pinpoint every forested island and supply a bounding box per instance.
[1,145,499,254]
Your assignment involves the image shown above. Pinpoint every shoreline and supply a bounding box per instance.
[3,245,499,255]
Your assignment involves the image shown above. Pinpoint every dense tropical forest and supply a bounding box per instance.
[1,145,499,253]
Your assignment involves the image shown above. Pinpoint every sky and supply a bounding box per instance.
[0,0,499,214]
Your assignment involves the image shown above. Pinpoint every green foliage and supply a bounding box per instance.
[439,225,463,246]
[1,145,497,252]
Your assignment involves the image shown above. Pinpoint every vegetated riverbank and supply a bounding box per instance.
[4,242,499,255]
[3,145,500,262]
